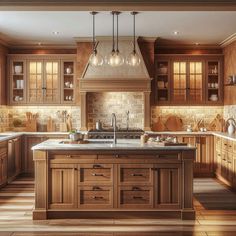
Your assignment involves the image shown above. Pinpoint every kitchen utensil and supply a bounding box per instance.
[165,115,183,131]
[207,114,223,131]
[69,132,84,141]
[25,112,37,132]
[152,116,166,131]
[95,120,102,130]
[66,114,72,131]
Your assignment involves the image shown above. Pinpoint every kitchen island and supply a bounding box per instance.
[32,139,196,220]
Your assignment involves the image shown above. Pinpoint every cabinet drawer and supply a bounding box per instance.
[79,164,113,184]
[97,154,156,159]
[119,164,153,185]
[118,186,153,209]
[227,140,233,153]
[51,154,97,160]
[78,186,113,208]
[222,139,233,153]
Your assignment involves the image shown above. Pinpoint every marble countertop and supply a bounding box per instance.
[1,131,236,143]
[31,139,196,151]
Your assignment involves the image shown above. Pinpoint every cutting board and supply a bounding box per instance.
[152,117,166,131]
[47,117,55,132]
[208,114,224,131]
[165,115,183,131]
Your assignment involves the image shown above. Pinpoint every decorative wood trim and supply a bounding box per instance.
[220,32,236,48]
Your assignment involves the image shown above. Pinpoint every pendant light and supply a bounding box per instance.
[126,12,141,67]
[89,11,104,67]
[107,11,124,67]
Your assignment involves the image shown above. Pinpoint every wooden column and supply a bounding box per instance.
[144,91,151,131]
[33,150,48,220]
[181,150,195,220]
[80,92,87,131]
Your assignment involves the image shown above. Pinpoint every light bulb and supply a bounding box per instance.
[89,50,104,66]
[126,51,141,67]
[107,50,124,67]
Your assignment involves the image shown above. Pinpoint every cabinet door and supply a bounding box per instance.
[44,61,60,103]
[49,163,77,209]
[24,136,46,174]
[227,154,233,183]
[28,61,43,103]
[221,151,228,180]
[0,147,7,186]
[189,61,204,103]
[172,61,187,103]
[14,138,21,175]
[154,165,181,209]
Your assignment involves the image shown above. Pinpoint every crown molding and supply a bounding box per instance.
[75,36,136,42]
[1,1,236,11]
[220,33,236,47]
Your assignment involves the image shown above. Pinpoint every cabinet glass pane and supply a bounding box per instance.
[29,61,43,103]
[45,61,59,103]
[173,62,187,102]
[189,62,203,103]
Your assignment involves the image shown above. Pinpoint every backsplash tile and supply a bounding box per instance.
[0,106,10,132]
[151,106,224,130]
[87,92,144,130]
[224,105,236,120]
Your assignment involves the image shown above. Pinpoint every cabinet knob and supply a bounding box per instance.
[133,196,143,199]
[93,196,104,200]
[92,186,101,190]
[131,173,143,177]
[92,173,104,176]
[66,155,72,158]
[93,164,101,168]
[132,186,140,191]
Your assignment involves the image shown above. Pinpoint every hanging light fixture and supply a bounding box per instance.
[89,11,104,67]
[126,11,141,67]
[107,11,124,67]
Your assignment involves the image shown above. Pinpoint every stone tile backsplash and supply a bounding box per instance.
[151,106,224,130]
[223,105,236,120]
[87,92,144,130]
[0,106,10,132]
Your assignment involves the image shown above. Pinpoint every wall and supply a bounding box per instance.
[152,106,224,130]
[87,92,144,130]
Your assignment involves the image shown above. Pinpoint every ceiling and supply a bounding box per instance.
[0,11,236,46]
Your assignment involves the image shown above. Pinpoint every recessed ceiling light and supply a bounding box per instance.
[173,31,180,35]
[52,31,59,35]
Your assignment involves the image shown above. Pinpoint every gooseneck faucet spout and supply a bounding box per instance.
[111,113,117,144]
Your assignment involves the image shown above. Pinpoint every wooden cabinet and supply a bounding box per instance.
[34,150,195,220]
[0,142,7,187]
[8,55,76,105]
[154,55,223,105]
[154,165,181,209]
[215,136,236,189]
[0,45,7,105]
[178,135,214,177]
[9,60,26,104]
[24,134,67,174]
[49,163,77,209]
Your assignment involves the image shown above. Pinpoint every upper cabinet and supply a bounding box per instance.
[8,55,76,105]
[155,55,223,105]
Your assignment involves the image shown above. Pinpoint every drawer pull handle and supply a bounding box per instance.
[131,173,143,177]
[133,196,143,199]
[93,164,101,168]
[93,196,104,200]
[132,186,140,191]
[224,144,227,146]
[92,173,104,176]
[115,154,119,158]
[66,155,72,158]
[92,186,101,190]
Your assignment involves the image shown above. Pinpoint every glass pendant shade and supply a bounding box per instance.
[126,50,141,67]
[107,50,124,67]
[89,50,104,66]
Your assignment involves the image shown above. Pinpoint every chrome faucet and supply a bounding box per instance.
[111,113,117,144]
[126,110,129,131]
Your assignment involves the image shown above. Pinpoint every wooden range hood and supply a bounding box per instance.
[79,39,152,131]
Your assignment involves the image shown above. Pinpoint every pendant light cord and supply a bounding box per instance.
[133,12,136,53]
[112,12,115,52]
[116,12,119,52]
[93,13,95,52]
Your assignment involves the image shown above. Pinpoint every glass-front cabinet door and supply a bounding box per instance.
[44,61,60,103]
[189,61,204,103]
[28,61,43,103]
[172,61,187,103]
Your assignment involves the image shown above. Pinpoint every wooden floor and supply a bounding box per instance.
[0,176,236,236]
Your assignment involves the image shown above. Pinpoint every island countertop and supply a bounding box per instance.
[31,138,196,151]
